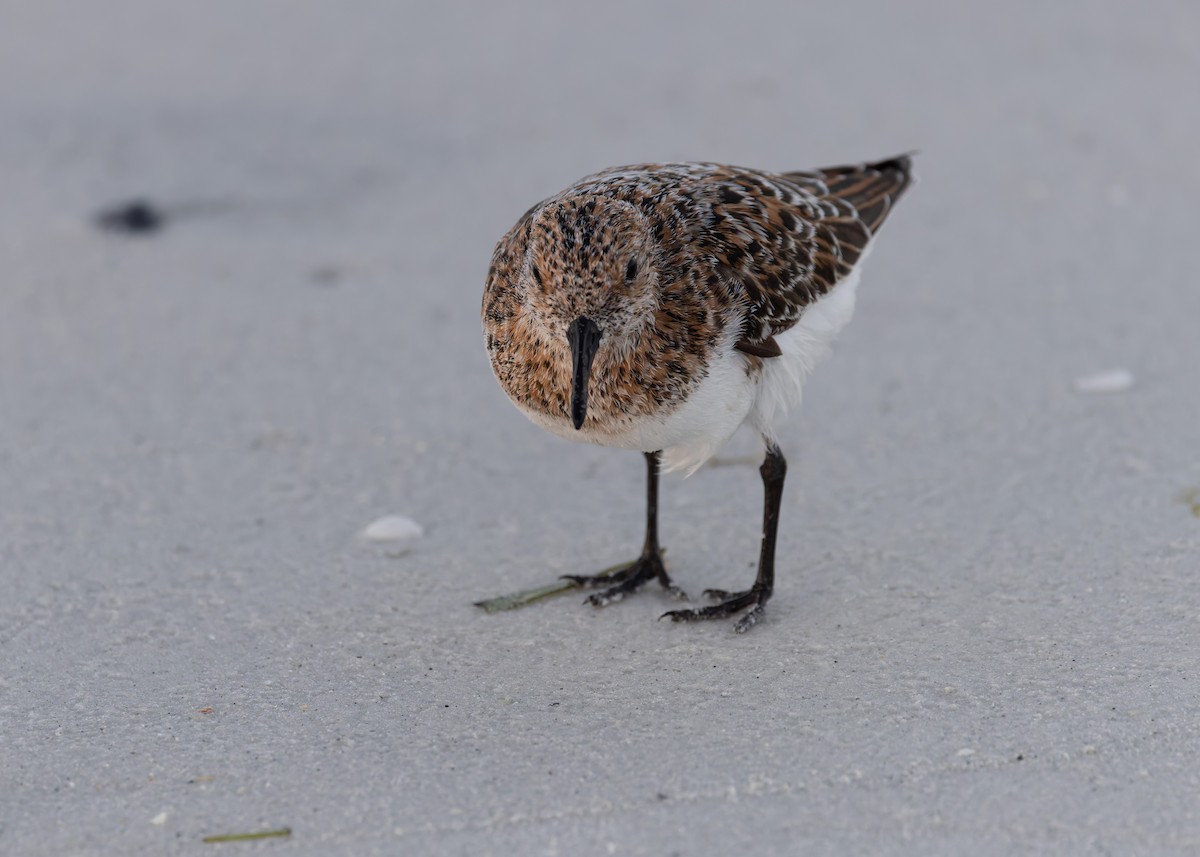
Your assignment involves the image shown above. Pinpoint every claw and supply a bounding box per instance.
[562,550,683,607]
[664,585,690,602]
[660,587,769,631]
[585,590,627,607]
[733,603,765,633]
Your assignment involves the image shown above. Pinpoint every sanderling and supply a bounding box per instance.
[482,155,914,632]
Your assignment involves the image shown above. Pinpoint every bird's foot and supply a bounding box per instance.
[562,550,687,606]
[660,586,771,633]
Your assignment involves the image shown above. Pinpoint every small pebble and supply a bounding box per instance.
[151,812,168,826]
[361,515,424,542]
[95,199,165,235]
[1073,369,1134,394]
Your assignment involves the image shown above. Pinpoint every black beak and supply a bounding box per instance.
[566,316,602,430]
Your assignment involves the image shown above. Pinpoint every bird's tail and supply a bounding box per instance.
[786,152,916,234]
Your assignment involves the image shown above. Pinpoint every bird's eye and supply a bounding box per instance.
[625,258,639,281]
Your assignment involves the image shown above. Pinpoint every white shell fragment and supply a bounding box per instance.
[1073,369,1135,394]
[360,515,424,542]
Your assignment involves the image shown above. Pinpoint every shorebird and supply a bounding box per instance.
[482,155,914,631]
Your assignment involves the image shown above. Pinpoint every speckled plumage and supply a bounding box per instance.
[484,157,911,452]
[481,155,914,631]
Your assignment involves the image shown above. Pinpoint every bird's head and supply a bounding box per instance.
[521,196,658,429]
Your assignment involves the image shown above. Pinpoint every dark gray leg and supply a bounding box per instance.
[561,451,687,604]
[661,444,785,632]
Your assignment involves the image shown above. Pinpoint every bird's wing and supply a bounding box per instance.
[695,155,914,354]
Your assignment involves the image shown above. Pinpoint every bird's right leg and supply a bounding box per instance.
[561,451,688,605]
[660,443,785,632]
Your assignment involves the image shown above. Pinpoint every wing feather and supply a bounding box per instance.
[712,154,914,348]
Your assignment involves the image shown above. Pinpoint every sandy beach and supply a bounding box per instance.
[2,2,1199,853]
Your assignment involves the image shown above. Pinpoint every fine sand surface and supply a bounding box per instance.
[3,2,1199,854]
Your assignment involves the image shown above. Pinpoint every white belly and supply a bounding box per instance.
[749,261,862,441]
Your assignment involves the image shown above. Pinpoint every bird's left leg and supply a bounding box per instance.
[661,443,785,633]
[561,451,688,605]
